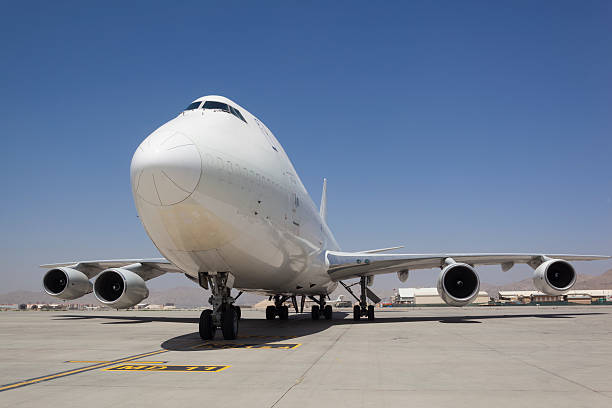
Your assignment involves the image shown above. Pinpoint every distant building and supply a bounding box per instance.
[498,289,612,304]
[395,288,489,305]
[144,304,164,310]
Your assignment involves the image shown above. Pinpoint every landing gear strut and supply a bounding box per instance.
[197,272,239,340]
[340,276,376,321]
[309,295,332,320]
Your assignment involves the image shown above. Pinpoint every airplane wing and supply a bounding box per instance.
[326,251,610,281]
[40,258,183,280]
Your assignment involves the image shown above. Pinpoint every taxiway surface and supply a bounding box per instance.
[1,306,611,407]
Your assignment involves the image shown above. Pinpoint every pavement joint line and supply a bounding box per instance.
[269,324,352,408]
[0,349,169,392]
[449,329,610,398]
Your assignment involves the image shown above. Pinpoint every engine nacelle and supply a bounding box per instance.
[94,268,149,309]
[437,263,480,307]
[397,269,409,283]
[43,267,92,300]
[533,259,576,295]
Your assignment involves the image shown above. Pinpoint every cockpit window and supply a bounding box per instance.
[229,106,247,123]
[202,101,230,112]
[185,101,201,111]
[203,101,247,123]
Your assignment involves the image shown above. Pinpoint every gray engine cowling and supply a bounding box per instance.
[43,267,92,300]
[533,259,576,295]
[93,268,149,309]
[437,263,480,307]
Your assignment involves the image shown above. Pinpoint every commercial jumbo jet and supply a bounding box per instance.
[41,95,610,340]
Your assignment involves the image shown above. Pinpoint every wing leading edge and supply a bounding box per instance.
[40,258,183,280]
[326,251,610,281]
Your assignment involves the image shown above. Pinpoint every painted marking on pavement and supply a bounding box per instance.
[105,364,229,372]
[0,349,169,392]
[192,343,301,350]
[238,335,296,339]
[65,360,168,364]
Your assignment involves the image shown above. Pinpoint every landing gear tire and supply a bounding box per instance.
[235,306,242,320]
[266,305,276,320]
[279,305,289,320]
[221,306,239,340]
[353,305,360,321]
[311,305,320,320]
[367,305,375,321]
[323,305,332,320]
[199,309,215,340]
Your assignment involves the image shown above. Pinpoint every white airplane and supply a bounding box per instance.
[302,294,352,308]
[330,295,353,308]
[41,95,609,340]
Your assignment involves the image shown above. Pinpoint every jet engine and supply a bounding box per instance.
[533,259,576,295]
[94,268,149,309]
[43,267,92,300]
[436,262,480,306]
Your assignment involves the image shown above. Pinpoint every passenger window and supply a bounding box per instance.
[185,101,201,110]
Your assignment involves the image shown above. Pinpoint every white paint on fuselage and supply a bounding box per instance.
[131,96,339,295]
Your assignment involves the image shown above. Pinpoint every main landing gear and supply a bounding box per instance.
[309,295,332,320]
[340,276,378,321]
[265,295,290,320]
[197,272,242,341]
[265,294,333,321]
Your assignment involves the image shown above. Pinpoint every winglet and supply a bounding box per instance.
[320,178,327,222]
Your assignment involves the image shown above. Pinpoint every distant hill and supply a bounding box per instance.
[0,286,264,307]
[480,269,612,297]
[575,269,612,289]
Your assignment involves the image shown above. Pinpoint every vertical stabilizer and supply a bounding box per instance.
[320,178,327,222]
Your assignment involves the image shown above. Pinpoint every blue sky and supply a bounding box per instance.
[1,1,611,292]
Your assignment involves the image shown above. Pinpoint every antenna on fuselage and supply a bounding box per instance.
[320,178,327,222]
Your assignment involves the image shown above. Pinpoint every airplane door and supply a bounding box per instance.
[290,192,301,235]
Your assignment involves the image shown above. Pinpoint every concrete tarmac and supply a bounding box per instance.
[1,306,611,407]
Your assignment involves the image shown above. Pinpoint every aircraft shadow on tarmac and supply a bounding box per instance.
[55,310,605,351]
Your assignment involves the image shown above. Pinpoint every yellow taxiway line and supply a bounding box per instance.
[0,349,168,392]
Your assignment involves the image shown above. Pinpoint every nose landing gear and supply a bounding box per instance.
[197,272,240,340]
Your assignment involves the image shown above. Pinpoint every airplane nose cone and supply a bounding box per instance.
[131,130,202,206]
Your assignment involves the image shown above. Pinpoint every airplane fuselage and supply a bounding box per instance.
[130,96,339,296]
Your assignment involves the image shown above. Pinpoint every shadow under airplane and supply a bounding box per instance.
[54,310,606,351]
